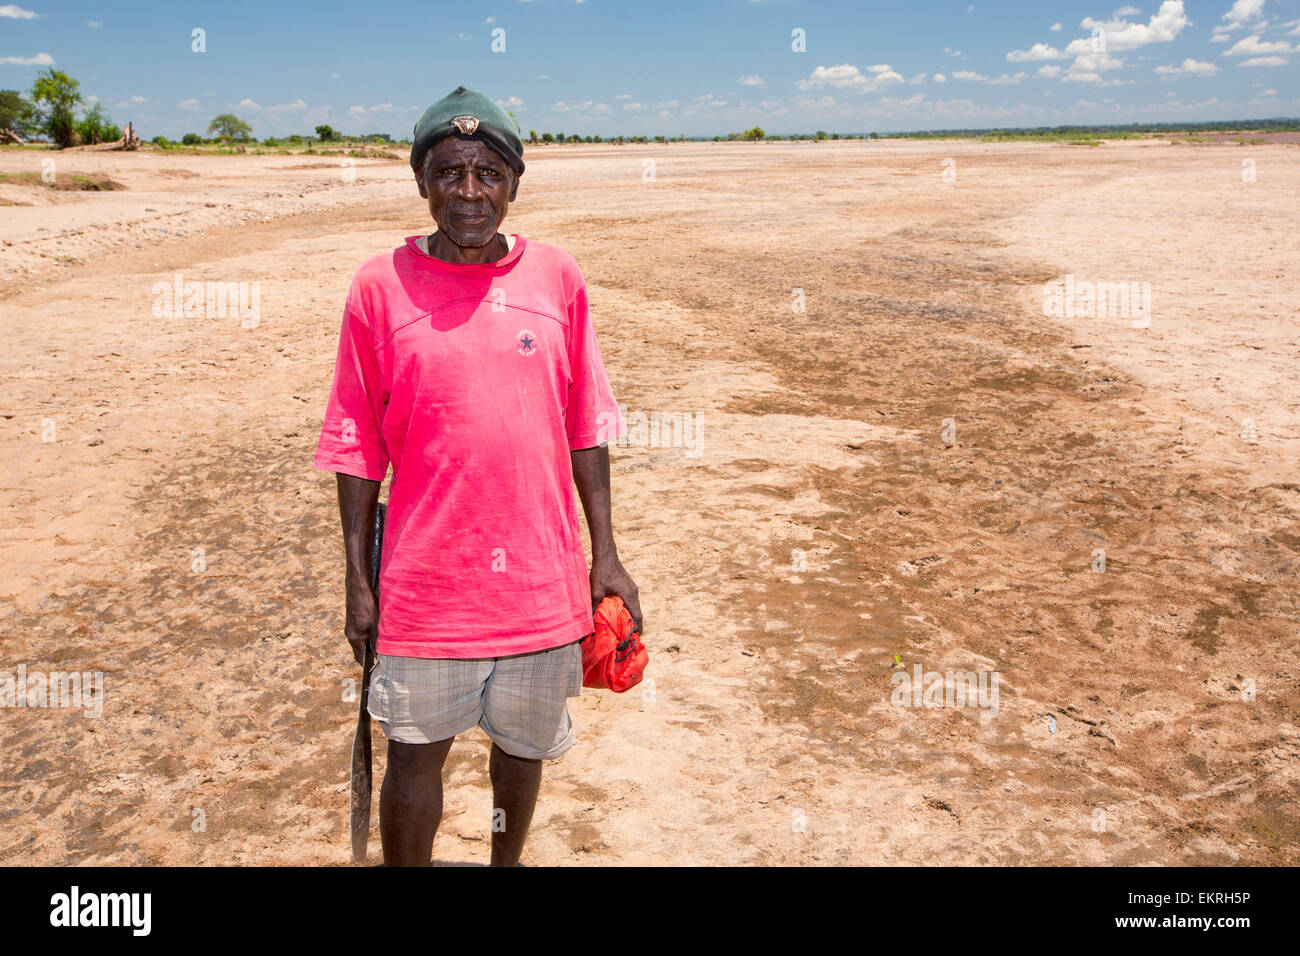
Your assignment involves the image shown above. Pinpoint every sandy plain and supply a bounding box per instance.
[0,138,1296,864]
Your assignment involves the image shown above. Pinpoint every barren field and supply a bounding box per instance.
[1,138,1297,865]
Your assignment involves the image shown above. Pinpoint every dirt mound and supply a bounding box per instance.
[0,171,125,191]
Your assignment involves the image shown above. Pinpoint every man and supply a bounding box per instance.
[314,85,641,867]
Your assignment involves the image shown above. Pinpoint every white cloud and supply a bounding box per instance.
[615,93,631,99]
[238,98,261,111]
[179,99,200,110]
[653,99,678,109]
[908,72,927,83]
[799,63,904,92]
[1009,1,1187,87]
[347,102,395,116]
[1221,0,1266,26]
[129,95,147,103]
[497,95,524,109]
[1007,42,1066,61]
[1050,22,1062,31]
[736,74,765,86]
[1037,64,1063,77]
[951,69,1028,84]
[86,20,102,29]
[1079,0,1189,52]
[0,5,39,18]
[1224,35,1293,55]
[933,72,947,82]
[268,99,308,113]
[1069,51,1126,73]
[622,101,643,110]
[1154,57,1220,75]
[1260,87,1278,95]
[0,52,53,65]
[1238,55,1289,66]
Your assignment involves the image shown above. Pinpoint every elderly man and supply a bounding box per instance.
[315,85,641,867]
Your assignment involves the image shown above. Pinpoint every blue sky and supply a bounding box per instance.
[2,1,1297,136]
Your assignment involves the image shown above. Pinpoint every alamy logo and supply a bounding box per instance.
[49,886,151,936]
[151,271,262,328]
[596,404,703,458]
[1042,275,1151,328]
[890,663,999,716]
[1,664,103,718]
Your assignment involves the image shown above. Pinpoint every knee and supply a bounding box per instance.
[386,740,452,790]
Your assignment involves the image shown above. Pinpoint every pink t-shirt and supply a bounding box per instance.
[314,234,624,659]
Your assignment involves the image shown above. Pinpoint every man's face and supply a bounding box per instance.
[416,136,520,248]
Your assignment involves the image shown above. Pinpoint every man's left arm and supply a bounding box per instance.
[571,443,642,631]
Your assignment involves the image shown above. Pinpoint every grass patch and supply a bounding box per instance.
[0,171,125,191]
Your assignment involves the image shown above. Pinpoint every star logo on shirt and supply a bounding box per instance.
[517,329,537,356]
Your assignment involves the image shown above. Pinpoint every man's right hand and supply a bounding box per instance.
[344,582,378,665]
[336,472,383,666]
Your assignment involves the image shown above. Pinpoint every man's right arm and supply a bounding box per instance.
[336,472,382,665]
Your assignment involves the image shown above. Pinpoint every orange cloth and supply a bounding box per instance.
[580,596,648,692]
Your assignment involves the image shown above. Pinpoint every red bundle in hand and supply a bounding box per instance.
[580,596,648,692]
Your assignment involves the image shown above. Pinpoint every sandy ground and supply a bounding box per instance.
[0,139,1296,865]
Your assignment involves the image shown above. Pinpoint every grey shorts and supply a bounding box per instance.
[367,640,583,760]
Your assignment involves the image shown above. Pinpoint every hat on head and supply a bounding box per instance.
[410,85,525,177]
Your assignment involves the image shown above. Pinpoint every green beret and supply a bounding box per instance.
[410,85,525,177]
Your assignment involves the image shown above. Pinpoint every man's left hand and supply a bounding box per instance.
[590,554,642,633]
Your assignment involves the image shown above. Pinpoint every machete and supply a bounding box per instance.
[349,501,385,863]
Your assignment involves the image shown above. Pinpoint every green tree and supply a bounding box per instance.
[541,132,554,143]
[181,132,203,145]
[30,68,84,148]
[506,110,521,136]
[0,89,37,138]
[528,128,537,144]
[207,113,252,141]
[815,129,828,140]
[315,124,337,142]
[75,103,115,145]
[741,126,764,141]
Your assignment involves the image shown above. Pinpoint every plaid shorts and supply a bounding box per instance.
[367,640,583,760]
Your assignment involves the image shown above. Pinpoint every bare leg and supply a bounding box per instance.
[488,742,543,867]
[380,737,454,866]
